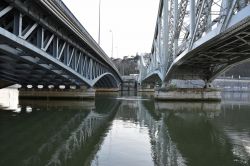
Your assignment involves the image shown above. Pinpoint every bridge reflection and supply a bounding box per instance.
[0,96,121,166]
[99,97,250,165]
[151,98,250,166]
[113,98,187,165]
[1,93,250,165]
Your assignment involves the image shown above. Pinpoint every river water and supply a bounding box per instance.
[0,90,250,166]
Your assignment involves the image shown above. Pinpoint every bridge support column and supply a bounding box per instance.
[204,82,214,89]
[155,81,221,101]
[137,84,155,92]
[19,85,95,99]
[155,88,221,101]
[95,88,119,92]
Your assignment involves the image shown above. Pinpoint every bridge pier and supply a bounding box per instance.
[155,88,221,101]
[19,86,95,99]
[204,82,213,89]
[138,84,155,92]
[155,81,221,101]
[95,88,119,92]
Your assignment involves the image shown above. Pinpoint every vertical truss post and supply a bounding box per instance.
[160,17,163,60]
[37,27,43,49]
[163,0,169,76]
[66,45,70,66]
[53,37,59,58]
[220,0,237,32]
[190,0,195,41]
[89,58,93,80]
[220,0,230,16]
[13,12,22,36]
[173,0,178,57]
[155,36,158,69]
[168,0,175,66]
[157,18,161,68]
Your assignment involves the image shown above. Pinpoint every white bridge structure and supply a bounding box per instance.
[139,0,250,87]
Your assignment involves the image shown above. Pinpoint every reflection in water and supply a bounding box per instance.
[141,100,186,166]
[91,98,155,166]
[220,92,250,164]
[1,91,250,165]
[223,92,250,105]
[155,96,250,166]
[91,97,186,166]
[0,96,121,166]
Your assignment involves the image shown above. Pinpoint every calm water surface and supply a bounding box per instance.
[0,90,250,166]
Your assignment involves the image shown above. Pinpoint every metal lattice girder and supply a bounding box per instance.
[175,0,188,39]
[140,0,250,85]
[0,0,122,88]
[167,0,175,65]
[194,0,214,41]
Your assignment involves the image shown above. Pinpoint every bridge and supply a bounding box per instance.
[0,0,122,89]
[139,0,250,88]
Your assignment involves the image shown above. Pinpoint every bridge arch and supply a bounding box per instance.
[0,0,122,89]
[141,71,162,85]
[139,0,250,85]
[92,73,119,88]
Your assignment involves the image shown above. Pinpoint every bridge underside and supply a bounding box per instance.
[0,0,121,89]
[93,73,119,88]
[142,71,162,84]
[0,43,118,88]
[166,16,250,83]
[0,44,79,87]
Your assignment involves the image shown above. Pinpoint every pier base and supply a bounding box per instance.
[137,85,155,92]
[138,88,155,92]
[95,88,119,92]
[155,88,221,101]
[19,88,95,99]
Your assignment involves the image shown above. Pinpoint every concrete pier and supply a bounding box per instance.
[95,88,119,92]
[138,88,155,92]
[20,99,95,110]
[155,88,221,101]
[137,85,155,92]
[19,88,95,99]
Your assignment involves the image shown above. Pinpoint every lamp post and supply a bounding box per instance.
[115,46,118,59]
[98,0,101,45]
[109,30,113,58]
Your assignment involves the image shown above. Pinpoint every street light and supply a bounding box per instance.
[98,0,101,45]
[115,46,118,59]
[109,30,113,58]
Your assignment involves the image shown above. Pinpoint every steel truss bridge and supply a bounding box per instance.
[139,0,250,86]
[0,0,122,89]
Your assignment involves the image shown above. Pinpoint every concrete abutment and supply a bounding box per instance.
[155,88,221,101]
[19,87,95,99]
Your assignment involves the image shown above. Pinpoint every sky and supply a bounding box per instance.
[62,0,159,59]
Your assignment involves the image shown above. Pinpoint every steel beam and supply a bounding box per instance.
[0,6,13,18]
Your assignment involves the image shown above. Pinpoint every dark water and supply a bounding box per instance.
[0,90,250,166]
